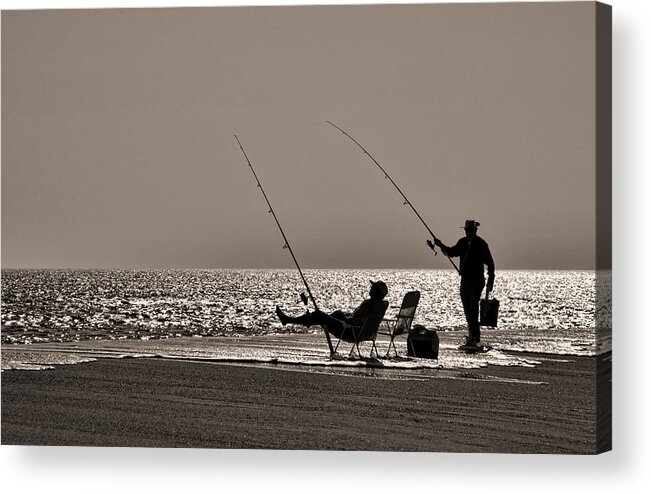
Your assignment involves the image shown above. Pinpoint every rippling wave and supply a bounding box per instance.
[1,268,605,352]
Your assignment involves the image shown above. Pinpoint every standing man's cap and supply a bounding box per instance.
[462,219,480,229]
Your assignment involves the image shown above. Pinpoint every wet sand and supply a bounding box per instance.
[1,352,611,453]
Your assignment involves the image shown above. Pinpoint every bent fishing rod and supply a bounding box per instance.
[326,121,460,275]
[234,135,335,355]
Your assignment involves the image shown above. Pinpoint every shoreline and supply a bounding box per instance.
[0,331,603,374]
[1,350,611,453]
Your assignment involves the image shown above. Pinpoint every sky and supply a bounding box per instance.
[1,2,602,269]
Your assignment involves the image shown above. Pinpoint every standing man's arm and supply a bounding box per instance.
[427,237,463,258]
[485,241,495,293]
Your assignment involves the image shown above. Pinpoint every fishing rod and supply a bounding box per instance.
[234,135,335,355]
[326,121,460,275]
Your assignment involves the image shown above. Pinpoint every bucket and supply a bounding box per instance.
[480,295,499,327]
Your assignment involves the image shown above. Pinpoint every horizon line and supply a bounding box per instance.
[1,266,601,272]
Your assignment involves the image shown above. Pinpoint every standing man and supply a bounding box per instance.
[427,219,495,347]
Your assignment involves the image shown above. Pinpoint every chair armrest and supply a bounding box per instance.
[376,319,396,335]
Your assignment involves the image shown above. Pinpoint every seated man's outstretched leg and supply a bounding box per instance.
[276,306,346,339]
[276,306,326,327]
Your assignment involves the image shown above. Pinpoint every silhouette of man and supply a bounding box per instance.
[427,220,495,346]
[275,280,388,341]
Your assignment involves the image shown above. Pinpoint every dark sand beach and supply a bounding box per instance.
[1,351,610,453]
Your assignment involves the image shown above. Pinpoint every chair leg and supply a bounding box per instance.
[407,337,416,357]
[350,339,364,358]
[371,340,379,359]
[385,337,397,358]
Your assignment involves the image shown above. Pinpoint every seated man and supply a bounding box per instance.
[275,280,388,341]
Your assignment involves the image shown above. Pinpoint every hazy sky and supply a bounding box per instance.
[2,3,599,269]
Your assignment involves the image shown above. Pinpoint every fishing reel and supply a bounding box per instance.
[426,238,438,256]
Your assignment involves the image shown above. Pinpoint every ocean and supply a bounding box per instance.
[1,268,610,371]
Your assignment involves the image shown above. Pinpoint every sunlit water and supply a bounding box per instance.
[1,269,610,372]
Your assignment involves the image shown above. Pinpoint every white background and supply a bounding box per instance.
[1,0,648,492]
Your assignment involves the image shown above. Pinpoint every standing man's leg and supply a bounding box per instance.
[468,278,485,343]
[460,279,472,343]
[460,277,485,344]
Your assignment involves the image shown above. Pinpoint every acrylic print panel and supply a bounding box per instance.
[1,2,611,453]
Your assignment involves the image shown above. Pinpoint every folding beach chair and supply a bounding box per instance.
[378,291,420,358]
[332,300,389,359]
